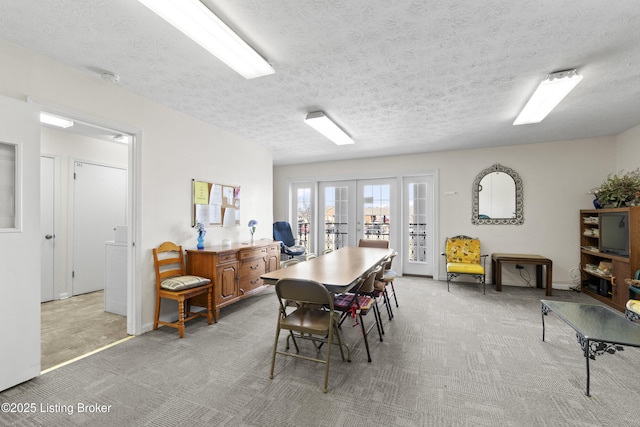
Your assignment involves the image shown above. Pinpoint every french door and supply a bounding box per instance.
[318,178,397,250]
[319,181,356,251]
[290,175,435,276]
[290,182,315,254]
[403,175,434,276]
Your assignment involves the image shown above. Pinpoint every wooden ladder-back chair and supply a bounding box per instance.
[442,235,487,294]
[153,241,214,338]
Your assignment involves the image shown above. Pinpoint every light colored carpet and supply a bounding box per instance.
[3,277,640,426]
[41,291,128,371]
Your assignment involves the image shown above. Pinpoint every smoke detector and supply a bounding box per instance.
[100,71,120,84]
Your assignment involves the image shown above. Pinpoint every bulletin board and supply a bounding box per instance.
[192,179,240,226]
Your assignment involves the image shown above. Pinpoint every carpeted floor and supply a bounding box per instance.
[3,277,640,426]
[41,291,128,371]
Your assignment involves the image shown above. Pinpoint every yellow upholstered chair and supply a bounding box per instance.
[626,300,640,321]
[153,241,213,338]
[442,235,487,294]
[625,277,640,321]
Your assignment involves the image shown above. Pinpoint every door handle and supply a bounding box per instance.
[45,234,54,240]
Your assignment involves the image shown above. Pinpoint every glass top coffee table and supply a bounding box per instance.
[541,299,640,396]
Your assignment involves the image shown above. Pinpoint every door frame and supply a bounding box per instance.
[289,182,315,254]
[356,178,398,250]
[402,174,436,276]
[318,180,356,251]
[286,170,439,278]
[30,96,142,336]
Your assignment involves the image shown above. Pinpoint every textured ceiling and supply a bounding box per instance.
[1,1,639,165]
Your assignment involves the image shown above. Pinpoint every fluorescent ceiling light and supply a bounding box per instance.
[513,69,583,125]
[304,112,354,145]
[40,112,74,128]
[137,0,274,79]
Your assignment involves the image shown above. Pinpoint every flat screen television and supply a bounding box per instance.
[599,212,629,256]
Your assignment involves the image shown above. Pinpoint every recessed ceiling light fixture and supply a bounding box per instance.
[39,112,74,128]
[137,0,274,79]
[513,69,583,125]
[304,112,354,145]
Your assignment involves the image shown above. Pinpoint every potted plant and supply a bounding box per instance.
[591,168,640,208]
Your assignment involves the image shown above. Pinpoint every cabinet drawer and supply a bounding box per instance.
[240,259,266,276]
[266,244,279,254]
[217,251,238,264]
[240,247,268,260]
[240,269,265,294]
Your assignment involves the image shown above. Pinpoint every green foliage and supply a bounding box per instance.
[592,168,640,208]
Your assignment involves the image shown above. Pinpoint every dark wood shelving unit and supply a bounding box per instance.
[580,207,640,311]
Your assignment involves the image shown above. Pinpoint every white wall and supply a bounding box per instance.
[0,38,274,335]
[616,124,640,172]
[273,137,619,287]
[139,101,273,326]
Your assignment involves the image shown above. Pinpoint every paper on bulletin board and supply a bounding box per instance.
[209,184,222,223]
[193,180,209,205]
[195,204,211,225]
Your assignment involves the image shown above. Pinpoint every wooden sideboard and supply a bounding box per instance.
[186,240,280,323]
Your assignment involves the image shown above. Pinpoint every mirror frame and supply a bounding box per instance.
[472,163,524,225]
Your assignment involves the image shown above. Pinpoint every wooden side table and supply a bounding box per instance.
[492,253,553,296]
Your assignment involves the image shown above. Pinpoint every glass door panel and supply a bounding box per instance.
[403,176,434,276]
[290,183,314,254]
[357,179,396,249]
[319,181,355,251]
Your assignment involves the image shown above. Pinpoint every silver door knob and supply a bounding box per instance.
[45,234,54,239]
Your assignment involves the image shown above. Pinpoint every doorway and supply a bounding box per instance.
[39,116,132,370]
[318,178,397,250]
[403,175,435,276]
[290,174,436,277]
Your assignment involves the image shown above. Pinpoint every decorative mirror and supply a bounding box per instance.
[472,163,523,225]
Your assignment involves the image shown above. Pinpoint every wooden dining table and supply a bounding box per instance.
[260,246,393,293]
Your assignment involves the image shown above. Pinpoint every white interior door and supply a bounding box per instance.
[72,161,126,295]
[319,181,356,250]
[0,95,41,391]
[40,156,55,302]
[403,175,434,276]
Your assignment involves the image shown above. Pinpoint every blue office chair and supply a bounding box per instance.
[273,221,306,258]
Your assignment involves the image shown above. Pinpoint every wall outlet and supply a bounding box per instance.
[516,264,524,269]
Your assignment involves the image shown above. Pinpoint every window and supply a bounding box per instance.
[0,142,17,230]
